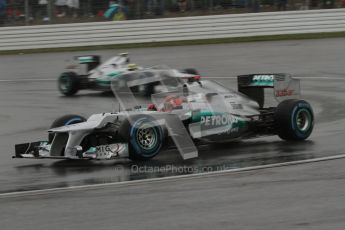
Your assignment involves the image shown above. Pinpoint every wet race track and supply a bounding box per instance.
[0,38,345,193]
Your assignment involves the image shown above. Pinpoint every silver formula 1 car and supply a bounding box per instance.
[15,69,314,161]
[58,53,199,96]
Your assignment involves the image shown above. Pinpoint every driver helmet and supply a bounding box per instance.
[127,63,138,71]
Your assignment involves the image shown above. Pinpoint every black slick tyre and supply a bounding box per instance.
[182,68,199,75]
[58,72,80,96]
[274,99,314,141]
[119,115,165,161]
[48,114,86,143]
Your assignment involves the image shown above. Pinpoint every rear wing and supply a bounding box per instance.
[237,74,300,108]
[73,53,130,72]
[74,55,101,72]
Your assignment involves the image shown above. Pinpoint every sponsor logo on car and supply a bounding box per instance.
[230,102,243,110]
[251,75,274,86]
[96,144,121,158]
[78,56,96,63]
[224,127,239,134]
[253,75,274,82]
[200,114,238,126]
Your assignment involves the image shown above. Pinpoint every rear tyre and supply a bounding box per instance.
[130,86,140,93]
[119,115,165,161]
[48,114,86,143]
[274,99,314,141]
[58,72,80,96]
[182,68,199,75]
[141,84,155,97]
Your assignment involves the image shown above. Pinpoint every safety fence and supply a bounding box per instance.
[0,8,345,51]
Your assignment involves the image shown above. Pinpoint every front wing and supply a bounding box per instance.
[13,141,129,160]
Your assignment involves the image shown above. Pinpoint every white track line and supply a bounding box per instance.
[203,76,345,80]
[1,153,345,198]
[0,76,344,83]
[0,79,55,82]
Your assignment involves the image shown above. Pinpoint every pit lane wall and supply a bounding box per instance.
[1,8,345,51]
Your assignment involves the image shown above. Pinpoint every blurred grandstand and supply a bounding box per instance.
[0,0,344,26]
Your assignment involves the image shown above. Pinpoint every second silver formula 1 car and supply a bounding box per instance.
[15,69,314,161]
[58,53,200,96]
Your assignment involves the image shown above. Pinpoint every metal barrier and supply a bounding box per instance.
[0,8,345,51]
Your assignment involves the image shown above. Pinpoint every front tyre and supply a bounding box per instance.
[274,99,314,141]
[48,114,86,143]
[58,72,80,96]
[119,115,165,161]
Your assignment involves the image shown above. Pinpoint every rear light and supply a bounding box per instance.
[188,75,201,82]
[193,75,201,81]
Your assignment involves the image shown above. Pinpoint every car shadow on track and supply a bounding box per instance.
[58,91,115,98]
[16,139,315,175]
[11,140,316,192]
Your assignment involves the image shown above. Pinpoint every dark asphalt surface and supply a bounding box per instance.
[0,38,345,194]
[1,157,345,230]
